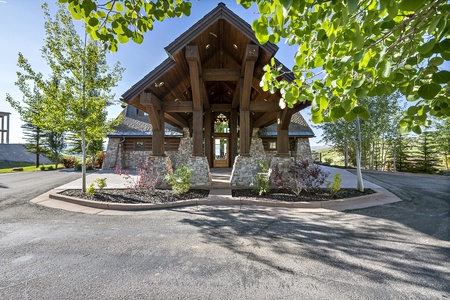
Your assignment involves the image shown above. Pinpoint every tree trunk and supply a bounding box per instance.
[344,140,348,168]
[36,128,40,168]
[371,141,375,170]
[82,130,86,193]
[393,141,397,172]
[355,117,364,192]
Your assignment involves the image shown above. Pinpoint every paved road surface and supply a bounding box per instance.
[0,170,82,208]
[0,170,449,299]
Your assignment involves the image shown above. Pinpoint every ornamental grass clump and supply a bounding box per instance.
[165,165,193,195]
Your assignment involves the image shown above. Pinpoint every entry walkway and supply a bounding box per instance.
[209,168,232,198]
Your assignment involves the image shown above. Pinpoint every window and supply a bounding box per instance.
[135,141,145,151]
[269,142,277,150]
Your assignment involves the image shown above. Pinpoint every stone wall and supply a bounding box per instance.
[296,138,312,161]
[268,156,295,187]
[146,156,173,187]
[186,156,211,186]
[230,156,261,187]
[172,128,193,170]
[231,129,267,187]
[103,137,123,169]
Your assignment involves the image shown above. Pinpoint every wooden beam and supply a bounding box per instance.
[231,79,241,109]
[164,112,188,128]
[202,69,241,81]
[162,101,193,112]
[192,110,203,156]
[253,111,278,128]
[210,103,232,112]
[140,92,161,131]
[240,45,259,111]
[186,46,202,111]
[239,110,251,156]
[280,108,294,130]
[249,101,280,112]
[152,110,165,156]
[139,92,161,110]
[201,81,210,110]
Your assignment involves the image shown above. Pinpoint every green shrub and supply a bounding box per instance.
[327,173,342,198]
[165,165,193,195]
[75,163,82,171]
[47,165,54,171]
[40,166,46,171]
[255,161,269,195]
[94,178,107,190]
[86,165,94,171]
[86,183,95,196]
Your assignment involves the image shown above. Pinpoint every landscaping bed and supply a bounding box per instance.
[232,188,376,202]
[60,189,210,204]
[60,188,376,205]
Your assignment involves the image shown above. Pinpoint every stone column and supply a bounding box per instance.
[103,138,124,169]
[268,156,294,187]
[296,138,312,162]
[231,129,266,187]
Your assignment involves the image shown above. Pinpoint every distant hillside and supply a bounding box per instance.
[0,144,51,164]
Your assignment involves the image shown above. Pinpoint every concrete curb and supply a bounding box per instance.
[44,187,399,213]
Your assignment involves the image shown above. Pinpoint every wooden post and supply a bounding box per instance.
[239,44,258,157]
[186,45,204,156]
[277,111,290,157]
[140,92,165,156]
[230,108,238,163]
[204,110,212,166]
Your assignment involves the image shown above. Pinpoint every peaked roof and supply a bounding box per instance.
[121,3,290,103]
[107,108,183,138]
[259,112,315,138]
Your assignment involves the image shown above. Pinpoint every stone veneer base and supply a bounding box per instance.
[230,155,260,187]
[269,156,295,186]
[187,156,211,186]
[147,156,173,187]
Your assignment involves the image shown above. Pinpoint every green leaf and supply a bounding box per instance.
[88,17,99,27]
[432,71,450,84]
[115,2,124,12]
[418,39,436,55]
[347,0,358,14]
[117,34,129,44]
[330,106,346,118]
[411,125,422,134]
[132,32,144,44]
[429,57,444,67]
[406,106,419,116]
[343,111,357,122]
[398,0,425,11]
[418,83,441,100]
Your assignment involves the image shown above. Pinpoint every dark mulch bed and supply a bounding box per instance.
[60,189,210,204]
[232,188,376,202]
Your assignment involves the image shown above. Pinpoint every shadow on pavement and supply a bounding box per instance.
[345,170,450,242]
[177,206,449,295]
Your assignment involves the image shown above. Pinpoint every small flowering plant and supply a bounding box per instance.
[115,161,158,192]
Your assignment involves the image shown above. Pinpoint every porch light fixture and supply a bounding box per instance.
[155,81,164,87]
[205,44,210,49]
[214,113,228,124]
[233,44,238,49]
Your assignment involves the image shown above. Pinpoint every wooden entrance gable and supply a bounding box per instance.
[121,3,310,167]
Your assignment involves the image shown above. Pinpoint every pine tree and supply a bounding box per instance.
[21,121,45,168]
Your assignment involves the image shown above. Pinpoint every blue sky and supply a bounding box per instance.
[0,0,321,145]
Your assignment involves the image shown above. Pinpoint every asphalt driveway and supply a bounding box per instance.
[0,170,449,299]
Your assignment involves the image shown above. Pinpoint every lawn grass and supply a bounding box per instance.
[0,161,57,174]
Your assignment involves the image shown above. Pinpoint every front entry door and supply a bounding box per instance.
[213,137,229,168]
